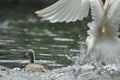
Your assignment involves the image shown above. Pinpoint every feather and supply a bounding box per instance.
[35,0,90,23]
[87,0,104,38]
[86,35,120,64]
[107,0,120,36]
[89,0,104,24]
[86,0,120,64]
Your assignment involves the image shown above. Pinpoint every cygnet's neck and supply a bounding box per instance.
[29,55,35,63]
[26,49,35,64]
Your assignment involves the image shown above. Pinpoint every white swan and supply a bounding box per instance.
[25,49,45,72]
[35,0,120,64]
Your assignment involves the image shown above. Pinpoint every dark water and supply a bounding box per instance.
[0,6,89,70]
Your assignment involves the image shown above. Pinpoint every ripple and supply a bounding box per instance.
[0,20,10,29]
[0,50,7,52]
[44,29,58,37]
[39,53,52,56]
[69,49,80,53]
[0,60,56,64]
[77,41,85,44]
[0,42,8,45]
[49,45,69,48]
[34,38,41,42]
[10,49,18,52]
[0,56,6,58]
[53,38,74,42]
[0,40,16,43]
[48,63,64,67]
[39,47,49,50]
[27,17,37,23]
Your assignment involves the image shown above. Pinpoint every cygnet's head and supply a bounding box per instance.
[26,49,35,63]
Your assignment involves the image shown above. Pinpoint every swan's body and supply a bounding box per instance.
[25,49,45,72]
[35,0,120,64]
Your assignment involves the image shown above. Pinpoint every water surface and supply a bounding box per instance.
[1,6,120,80]
[0,6,88,69]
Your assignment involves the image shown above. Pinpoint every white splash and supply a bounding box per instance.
[1,64,120,80]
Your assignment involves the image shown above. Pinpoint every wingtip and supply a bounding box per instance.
[35,10,39,14]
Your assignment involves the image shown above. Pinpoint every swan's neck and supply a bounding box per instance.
[29,55,35,63]
[104,0,110,10]
[101,0,110,35]
[101,26,111,35]
[97,22,111,36]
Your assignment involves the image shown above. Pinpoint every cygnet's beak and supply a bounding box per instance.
[26,52,29,57]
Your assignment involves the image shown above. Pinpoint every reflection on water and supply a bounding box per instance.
[0,7,87,69]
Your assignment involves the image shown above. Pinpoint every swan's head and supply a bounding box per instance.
[26,49,35,63]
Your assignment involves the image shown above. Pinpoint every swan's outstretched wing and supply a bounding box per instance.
[108,0,120,36]
[35,0,89,23]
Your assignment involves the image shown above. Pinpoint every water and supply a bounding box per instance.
[1,6,120,80]
[0,6,88,69]
[1,64,120,80]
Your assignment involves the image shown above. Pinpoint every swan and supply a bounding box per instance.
[25,49,45,72]
[35,0,120,65]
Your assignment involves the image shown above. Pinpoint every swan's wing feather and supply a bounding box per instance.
[35,0,90,23]
[108,0,120,36]
[87,0,104,36]
[89,0,104,24]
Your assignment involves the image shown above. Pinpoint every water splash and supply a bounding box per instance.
[1,64,120,80]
